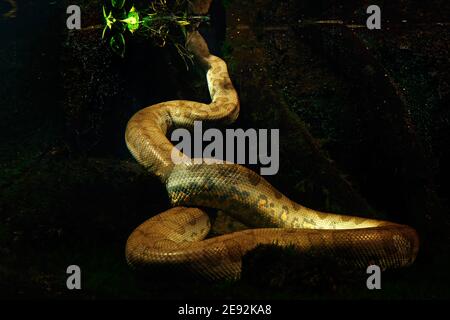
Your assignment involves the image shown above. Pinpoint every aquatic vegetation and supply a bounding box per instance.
[102,0,209,64]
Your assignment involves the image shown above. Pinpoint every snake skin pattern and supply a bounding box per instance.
[124,0,419,281]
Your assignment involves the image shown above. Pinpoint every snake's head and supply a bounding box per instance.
[186,31,210,59]
[189,0,212,15]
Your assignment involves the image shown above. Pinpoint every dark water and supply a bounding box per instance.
[1,0,450,299]
[0,1,63,182]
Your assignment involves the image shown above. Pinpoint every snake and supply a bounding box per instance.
[124,0,419,281]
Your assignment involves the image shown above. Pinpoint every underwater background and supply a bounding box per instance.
[1,0,450,299]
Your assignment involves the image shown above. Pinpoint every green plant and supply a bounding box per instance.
[102,0,209,66]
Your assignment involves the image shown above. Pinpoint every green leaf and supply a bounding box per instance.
[124,6,140,33]
[102,25,108,39]
[177,19,190,26]
[142,14,156,29]
[103,6,116,30]
[111,0,125,9]
[180,25,187,38]
[110,33,126,58]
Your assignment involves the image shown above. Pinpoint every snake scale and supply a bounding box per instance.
[124,0,419,281]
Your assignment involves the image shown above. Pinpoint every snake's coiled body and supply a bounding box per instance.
[124,1,419,281]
